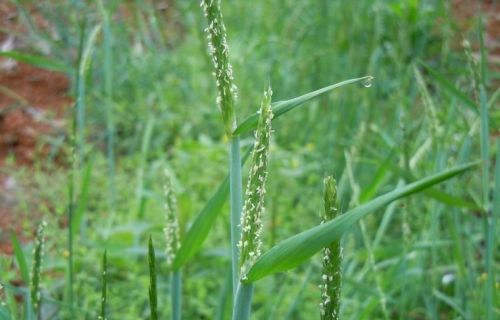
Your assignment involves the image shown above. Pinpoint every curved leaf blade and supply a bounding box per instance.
[244,161,479,283]
[172,149,251,270]
[0,51,72,74]
[233,76,373,136]
[418,60,477,113]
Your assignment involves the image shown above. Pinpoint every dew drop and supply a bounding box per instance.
[361,76,374,88]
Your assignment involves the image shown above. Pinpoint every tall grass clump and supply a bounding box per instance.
[320,177,342,320]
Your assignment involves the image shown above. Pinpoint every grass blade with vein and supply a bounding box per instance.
[244,162,479,282]
[233,76,374,136]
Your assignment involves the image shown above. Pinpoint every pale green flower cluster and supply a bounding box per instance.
[320,177,341,320]
[163,172,180,269]
[238,87,273,278]
[200,0,237,137]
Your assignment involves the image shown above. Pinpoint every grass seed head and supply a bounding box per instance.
[31,220,47,313]
[201,0,237,137]
[163,171,180,269]
[320,177,342,320]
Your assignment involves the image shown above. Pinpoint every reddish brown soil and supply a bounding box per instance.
[452,0,500,70]
[0,2,71,254]
[0,63,70,165]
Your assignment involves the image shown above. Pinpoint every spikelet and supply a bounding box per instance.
[163,171,180,269]
[238,87,273,278]
[201,0,237,137]
[462,39,480,103]
[31,220,47,314]
[319,177,342,320]
[413,66,441,139]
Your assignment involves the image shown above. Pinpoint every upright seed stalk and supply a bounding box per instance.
[99,250,107,320]
[163,172,181,320]
[200,0,241,296]
[233,88,273,320]
[320,177,342,320]
[238,87,273,279]
[31,221,47,320]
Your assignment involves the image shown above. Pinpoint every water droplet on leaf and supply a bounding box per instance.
[361,77,374,88]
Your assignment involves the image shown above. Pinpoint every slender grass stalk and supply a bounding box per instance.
[320,177,342,320]
[200,0,241,297]
[31,221,47,320]
[163,172,181,320]
[148,236,158,320]
[489,138,500,320]
[163,173,180,269]
[99,250,107,320]
[466,18,494,320]
[229,138,243,295]
[97,0,117,227]
[232,88,273,320]
[66,22,86,317]
[171,271,181,320]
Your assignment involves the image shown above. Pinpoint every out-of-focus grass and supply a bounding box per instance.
[0,0,496,319]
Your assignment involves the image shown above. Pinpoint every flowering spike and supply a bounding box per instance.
[320,177,342,320]
[31,220,47,314]
[163,171,180,269]
[201,0,237,137]
[239,87,273,278]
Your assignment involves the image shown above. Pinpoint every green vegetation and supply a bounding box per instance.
[0,1,498,319]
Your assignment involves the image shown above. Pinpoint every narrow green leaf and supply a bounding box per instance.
[172,149,250,270]
[433,290,470,320]
[148,236,158,320]
[418,60,477,113]
[171,271,182,320]
[100,250,107,320]
[10,233,29,285]
[0,304,12,320]
[71,159,93,236]
[0,51,71,74]
[31,221,47,317]
[233,76,373,136]
[244,162,478,283]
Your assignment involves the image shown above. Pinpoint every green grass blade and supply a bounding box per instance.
[172,176,228,270]
[71,159,93,236]
[244,162,479,283]
[148,236,158,320]
[171,271,182,320]
[10,233,29,285]
[172,148,250,270]
[100,250,107,320]
[418,60,477,113]
[229,137,243,296]
[485,136,498,320]
[0,51,71,74]
[231,283,253,320]
[233,76,373,136]
[432,290,470,320]
[0,304,12,320]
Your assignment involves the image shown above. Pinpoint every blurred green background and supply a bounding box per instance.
[0,0,498,319]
